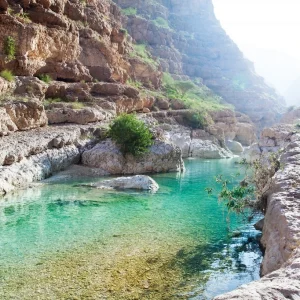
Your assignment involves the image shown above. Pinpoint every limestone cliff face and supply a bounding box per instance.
[113,0,285,127]
[0,0,129,82]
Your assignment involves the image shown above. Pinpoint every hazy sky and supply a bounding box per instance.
[212,0,300,100]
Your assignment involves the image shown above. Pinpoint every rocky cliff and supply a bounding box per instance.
[113,0,285,127]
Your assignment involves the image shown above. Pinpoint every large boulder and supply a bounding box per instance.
[81,139,184,174]
[4,101,48,130]
[260,124,295,148]
[235,123,257,146]
[226,140,243,153]
[189,139,232,159]
[14,76,48,100]
[82,175,159,192]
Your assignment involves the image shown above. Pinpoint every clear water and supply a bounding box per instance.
[0,159,262,299]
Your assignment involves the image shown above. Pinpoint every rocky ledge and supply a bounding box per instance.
[215,133,300,299]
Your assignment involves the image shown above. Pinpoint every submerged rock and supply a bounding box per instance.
[84,175,159,192]
[82,139,184,175]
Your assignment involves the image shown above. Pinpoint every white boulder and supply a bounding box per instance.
[85,175,159,192]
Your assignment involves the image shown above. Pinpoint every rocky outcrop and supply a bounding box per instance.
[0,122,109,195]
[215,133,300,299]
[82,175,159,192]
[0,122,106,166]
[82,139,184,174]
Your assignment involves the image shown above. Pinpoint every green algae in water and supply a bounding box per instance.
[0,159,262,299]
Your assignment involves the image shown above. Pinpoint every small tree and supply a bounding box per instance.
[108,114,153,156]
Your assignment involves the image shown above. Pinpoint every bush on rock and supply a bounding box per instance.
[108,114,153,156]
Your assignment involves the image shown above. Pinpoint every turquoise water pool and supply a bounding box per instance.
[0,159,262,299]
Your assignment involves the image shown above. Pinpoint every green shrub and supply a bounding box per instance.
[122,7,137,16]
[162,72,230,111]
[129,43,158,67]
[0,69,14,82]
[108,114,153,156]
[38,74,52,83]
[4,36,16,61]
[152,17,170,29]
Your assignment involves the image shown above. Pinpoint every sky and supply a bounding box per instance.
[212,0,300,104]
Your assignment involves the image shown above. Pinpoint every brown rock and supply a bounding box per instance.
[155,98,169,110]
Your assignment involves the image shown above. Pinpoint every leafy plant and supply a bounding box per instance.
[4,36,16,61]
[206,153,281,216]
[38,74,52,83]
[122,7,137,16]
[0,70,14,82]
[108,114,153,156]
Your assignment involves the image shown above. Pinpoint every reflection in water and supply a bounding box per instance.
[0,159,262,299]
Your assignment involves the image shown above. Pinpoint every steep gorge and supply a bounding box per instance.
[0,0,297,299]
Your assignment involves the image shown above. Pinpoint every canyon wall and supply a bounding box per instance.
[113,0,285,127]
[215,128,300,299]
